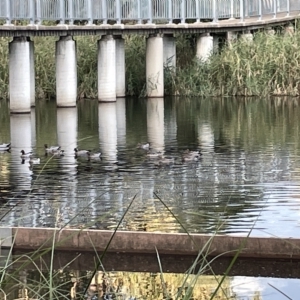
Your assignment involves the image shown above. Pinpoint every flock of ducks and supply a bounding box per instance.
[0,141,201,168]
[137,142,202,165]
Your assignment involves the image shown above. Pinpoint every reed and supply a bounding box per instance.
[0,27,299,100]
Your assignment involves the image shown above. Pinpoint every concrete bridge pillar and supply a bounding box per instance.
[196,33,213,62]
[98,35,116,102]
[115,35,125,98]
[163,34,176,69]
[146,34,164,98]
[9,37,34,113]
[56,36,77,107]
[226,31,238,45]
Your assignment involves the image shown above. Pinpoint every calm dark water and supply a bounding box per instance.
[1,97,300,237]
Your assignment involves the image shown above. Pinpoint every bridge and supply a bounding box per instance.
[2,0,300,113]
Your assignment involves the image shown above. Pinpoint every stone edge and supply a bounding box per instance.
[0,227,299,260]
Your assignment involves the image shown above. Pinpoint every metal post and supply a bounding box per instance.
[230,0,234,19]
[240,0,244,22]
[168,0,172,24]
[5,0,11,25]
[286,0,289,16]
[59,0,65,25]
[87,0,93,25]
[147,0,152,24]
[212,0,217,23]
[273,0,277,18]
[29,0,35,24]
[195,0,200,22]
[102,0,107,24]
[137,0,141,24]
[181,0,185,23]
[36,0,41,24]
[68,0,74,25]
[116,0,121,24]
[258,0,262,20]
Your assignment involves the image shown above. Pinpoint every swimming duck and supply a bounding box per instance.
[74,148,90,157]
[20,150,32,159]
[0,143,11,151]
[29,157,40,165]
[137,143,150,150]
[51,149,65,156]
[182,149,202,162]
[87,152,101,159]
[44,144,61,153]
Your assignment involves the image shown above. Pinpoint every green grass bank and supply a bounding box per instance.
[0,26,299,99]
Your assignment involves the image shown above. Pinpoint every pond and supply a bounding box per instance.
[0,97,300,238]
[2,250,300,300]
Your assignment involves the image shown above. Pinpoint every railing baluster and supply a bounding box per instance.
[181,0,185,23]
[286,0,290,16]
[147,0,152,24]
[258,0,262,21]
[240,0,244,22]
[59,0,65,25]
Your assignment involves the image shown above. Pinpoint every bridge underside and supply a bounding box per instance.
[0,12,299,37]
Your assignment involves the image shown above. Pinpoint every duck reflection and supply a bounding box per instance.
[98,102,117,163]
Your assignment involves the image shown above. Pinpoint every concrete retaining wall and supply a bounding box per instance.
[1,227,300,260]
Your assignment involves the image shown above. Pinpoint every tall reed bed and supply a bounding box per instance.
[0,26,299,99]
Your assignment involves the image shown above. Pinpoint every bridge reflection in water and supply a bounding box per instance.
[0,97,300,239]
[0,0,299,112]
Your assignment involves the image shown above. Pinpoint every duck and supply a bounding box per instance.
[0,143,11,151]
[20,150,32,159]
[87,152,101,159]
[74,148,90,157]
[137,142,150,150]
[29,157,40,165]
[52,149,64,156]
[182,149,202,162]
[44,144,61,153]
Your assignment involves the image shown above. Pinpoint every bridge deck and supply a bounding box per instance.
[0,12,299,37]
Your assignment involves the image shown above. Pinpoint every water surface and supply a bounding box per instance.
[1,97,300,237]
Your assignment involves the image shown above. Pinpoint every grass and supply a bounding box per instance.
[0,162,274,300]
[0,25,300,99]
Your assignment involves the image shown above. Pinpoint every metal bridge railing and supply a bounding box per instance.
[0,0,299,25]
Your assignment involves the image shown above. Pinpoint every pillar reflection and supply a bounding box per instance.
[57,107,77,169]
[116,98,126,149]
[147,98,165,153]
[31,107,36,149]
[98,102,118,163]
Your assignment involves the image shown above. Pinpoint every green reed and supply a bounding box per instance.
[0,26,299,100]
